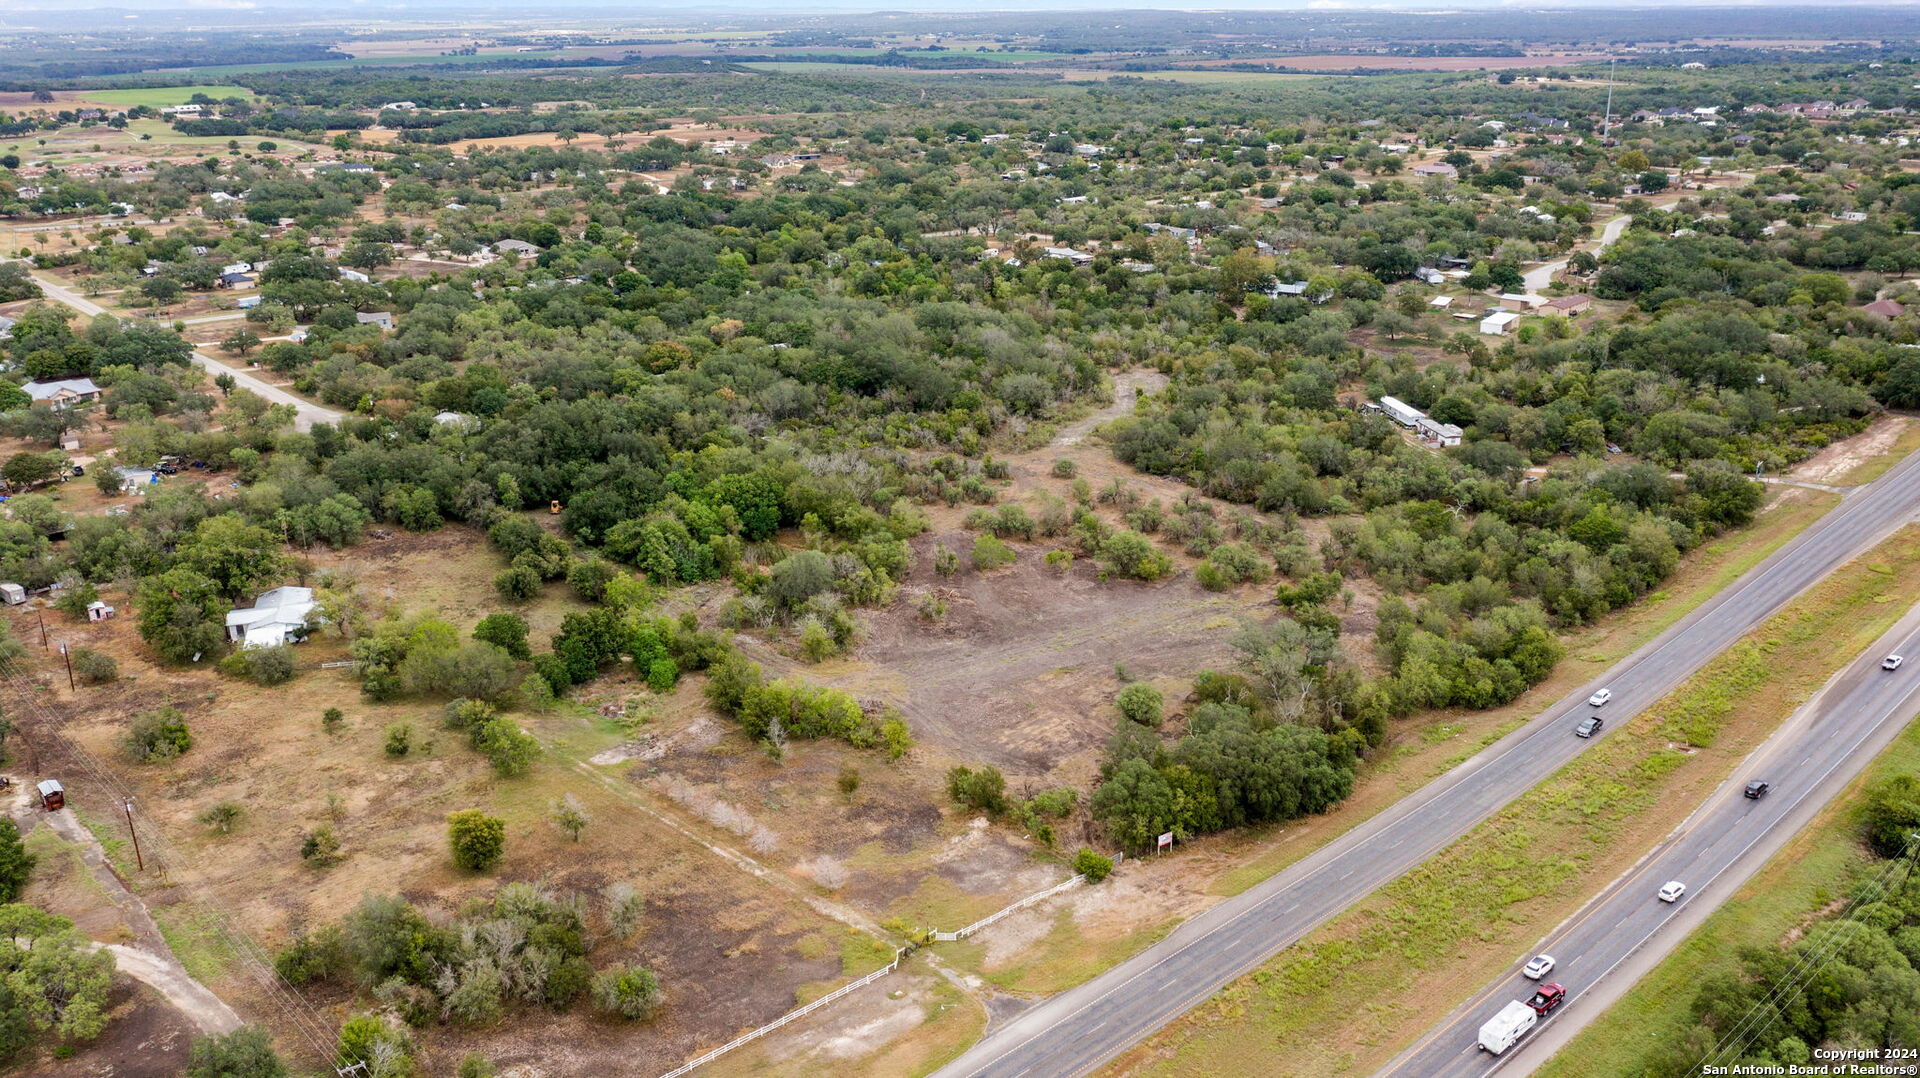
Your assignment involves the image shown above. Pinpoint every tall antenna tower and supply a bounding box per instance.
[1602,57,1617,141]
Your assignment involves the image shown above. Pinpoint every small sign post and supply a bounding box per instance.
[1156,831,1174,853]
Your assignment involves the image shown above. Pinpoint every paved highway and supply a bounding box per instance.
[1381,607,1920,1078]
[4,259,342,432]
[935,449,1920,1078]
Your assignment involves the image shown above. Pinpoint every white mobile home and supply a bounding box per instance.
[1418,417,1464,447]
[1378,396,1425,427]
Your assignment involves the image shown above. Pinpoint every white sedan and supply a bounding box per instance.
[1523,954,1556,980]
[1884,655,1905,672]
[1587,688,1613,707]
[1658,881,1687,903]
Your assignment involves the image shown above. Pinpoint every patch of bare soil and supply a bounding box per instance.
[1788,413,1912,484]
[20,980,199,1078]
[787,537,1255,783]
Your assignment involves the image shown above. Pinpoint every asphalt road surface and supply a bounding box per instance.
[1381,608,1920,1078]
[935,450,1920,1078]
[6,260,343,432]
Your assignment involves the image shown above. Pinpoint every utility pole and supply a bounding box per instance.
[59,644,74,692]
[122,798,143,871]
[36,607,46,649]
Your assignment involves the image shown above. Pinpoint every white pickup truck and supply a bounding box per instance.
[1477,1000,1538,1054]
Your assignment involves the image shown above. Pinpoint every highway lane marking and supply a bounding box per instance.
[949,482,1920,1078]
[1384,615,1920,1077]
[1452,637,1920,1078]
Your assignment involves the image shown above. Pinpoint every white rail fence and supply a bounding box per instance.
[655,949,906,1078]
[653,856,1119,1078]
[931,871,1087,941]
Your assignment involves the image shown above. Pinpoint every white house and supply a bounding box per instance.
[1480,311,1521,336]
[225,586,319,648]
[1496,292,1549,311]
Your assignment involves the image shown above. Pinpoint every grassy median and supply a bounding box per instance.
[1106,526,1920,1078]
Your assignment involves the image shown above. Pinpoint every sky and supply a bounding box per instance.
[7,0,1902,12]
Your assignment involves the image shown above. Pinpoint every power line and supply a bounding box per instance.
[1694,832,1920,1071]
[0,652,353,1071]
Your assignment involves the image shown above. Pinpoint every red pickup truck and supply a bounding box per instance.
[1527,984,1566,1015]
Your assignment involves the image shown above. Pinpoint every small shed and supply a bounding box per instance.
[1480,311,1521,336]
[37,779,64,811]
[0,583,24,605]
[86,600,115,622]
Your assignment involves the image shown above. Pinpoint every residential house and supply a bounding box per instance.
[23,378,102,409]
[1496,293,1549,311]
[1412,162,1458,179]
[355,311,395,331]
[493,239,542,257]
[225,586,319,649]
[1544,294,1593,316]
[1862,298,1906,319]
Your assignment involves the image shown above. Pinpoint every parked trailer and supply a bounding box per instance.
[1477,999,1538,1054]
[1378,395,1425,427]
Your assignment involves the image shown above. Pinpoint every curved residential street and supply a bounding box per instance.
[6,259,343,432]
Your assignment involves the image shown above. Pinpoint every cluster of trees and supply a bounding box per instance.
[1091,683,1357,852]
[276,882,662,1043]
[0,904,117,1060]
[1,305,192,380]
[704,650,912,759]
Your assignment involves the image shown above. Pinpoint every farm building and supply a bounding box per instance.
[1479,311,1521,336]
